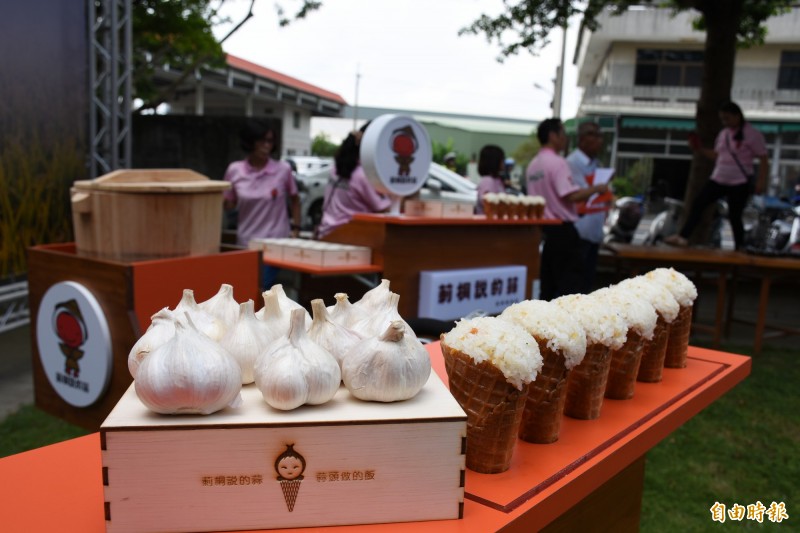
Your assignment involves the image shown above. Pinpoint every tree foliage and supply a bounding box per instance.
[310,132,338,156]
[132,0,321,113]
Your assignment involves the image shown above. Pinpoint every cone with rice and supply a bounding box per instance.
[553,293,627,420]
[499,300,586,443]
[441,317,542,474]
[645,268,698,368]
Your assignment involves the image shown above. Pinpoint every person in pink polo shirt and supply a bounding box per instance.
[475,144,507,214]
[316,122,391,238]
[526,118,610,300]
[223,119,300,288]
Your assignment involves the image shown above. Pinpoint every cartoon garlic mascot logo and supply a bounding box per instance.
[275,444,306,512]
[52,299,88,378]
[390,125,418,176]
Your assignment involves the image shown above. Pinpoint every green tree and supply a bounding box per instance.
[133,0,321,113]
[432,139,469,175]
[461,0,793,241]
[311,132,338,156]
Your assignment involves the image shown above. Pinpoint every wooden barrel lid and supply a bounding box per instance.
[72,169,230,193]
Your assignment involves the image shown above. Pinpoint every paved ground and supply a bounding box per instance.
[1,256,796,423]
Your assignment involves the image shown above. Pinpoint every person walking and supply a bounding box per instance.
[526,118,610,300]
[665,101,768,250]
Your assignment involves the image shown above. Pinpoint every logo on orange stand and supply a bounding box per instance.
[390,125,418,176]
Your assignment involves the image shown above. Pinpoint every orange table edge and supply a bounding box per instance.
[1,343,750,533]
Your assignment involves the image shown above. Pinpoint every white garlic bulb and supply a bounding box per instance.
[308,299,362,369]
[128,307,176,379]
[327,292,368,328]
[219,300,272,384]
[256,285,311,329]
[135,314,243,415]
[354,279,391,313]
[174,289,225,341]
[198,283,239,334]
[342,320,431,402]
[257,287,293,341]
[351,292,414,340]
[253,308,341,410]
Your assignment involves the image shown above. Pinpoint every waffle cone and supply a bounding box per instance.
[518,339,569,444]
[564,342,612,420]
[279,479,302,512]
[533,204,545,218]
[605,330,645,400]
[637,315,669,383]
[441,342,527,474]
[483,199,496,219]
[664,305,692,368]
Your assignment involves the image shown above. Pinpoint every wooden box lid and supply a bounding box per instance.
[73,169,230,194]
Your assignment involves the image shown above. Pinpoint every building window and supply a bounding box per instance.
[293,111,301,129]
[635,49,704,87]
[778,51,800,89]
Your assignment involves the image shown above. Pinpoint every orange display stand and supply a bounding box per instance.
[27,243,261,430]
[1,342,749,532]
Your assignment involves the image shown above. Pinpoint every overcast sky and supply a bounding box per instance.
[215,0,582,142]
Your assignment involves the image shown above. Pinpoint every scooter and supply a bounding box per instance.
[744,195,800,256]
[603,196,644,244]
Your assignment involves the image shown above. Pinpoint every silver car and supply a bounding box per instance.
[296,162,478,230]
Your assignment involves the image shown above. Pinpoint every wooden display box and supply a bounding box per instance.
[101,373,467,533]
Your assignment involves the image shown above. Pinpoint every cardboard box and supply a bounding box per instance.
[101,374,466,532]
[282,242,372,267]
[249,238,285,260]
[441,202,475,218]
[403,199,425,216]
[422,201,444,218]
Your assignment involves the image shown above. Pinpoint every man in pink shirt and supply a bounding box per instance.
[526,118,610,300]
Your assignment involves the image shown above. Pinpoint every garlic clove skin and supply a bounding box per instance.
[219,300,272,384]
[256,287,294,342]
[174,289,225,341]
[351,291,415,340]
[354,279,391,313]
[308,298,362,369]
[135,314,243,415]
[327,292,369,328]
[342,320,431,402]
[198,283,239,334]
[257,284,312,329]
[253,308,341,410]
[128,307,177,379]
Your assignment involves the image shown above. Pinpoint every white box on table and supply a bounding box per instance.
[101,373,466,533]
[403,199,425,216]
[441,202,475,218]
[249,238,286,260]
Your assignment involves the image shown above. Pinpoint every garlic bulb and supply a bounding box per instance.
[351,291,414,339]
[174,289,225,341]
[135,314,243,415]
[253,308,341,410]
[354,279,391,313]
[327,292,369,328]
[308,299,362,368]
[256,285,311,329]
[219,300,272,384]
[257,287,293,341]
[128,307,176,379]
[342,320,431,402]
[198,283,239,334]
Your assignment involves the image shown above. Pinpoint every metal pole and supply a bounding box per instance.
[353,64,361,130]
[552,25,567,118]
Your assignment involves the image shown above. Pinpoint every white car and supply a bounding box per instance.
[295,162,478,230]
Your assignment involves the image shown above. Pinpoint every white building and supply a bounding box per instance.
[573,6,800,199]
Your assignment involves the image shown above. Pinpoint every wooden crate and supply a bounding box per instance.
[101,373,467,532]
[71,169,230,261]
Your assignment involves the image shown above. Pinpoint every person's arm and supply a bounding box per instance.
[755,155,769,195]
[289,194,301,237]
[564,183,609,203]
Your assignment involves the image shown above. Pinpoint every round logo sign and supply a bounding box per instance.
[360,114,432,197]
[36,281,113,407]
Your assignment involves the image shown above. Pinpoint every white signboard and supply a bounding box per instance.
[36,281,113,407]
[418,265,527,321]
[360,114,432,209]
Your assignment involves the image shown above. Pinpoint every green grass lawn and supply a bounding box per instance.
[1,344,797,530]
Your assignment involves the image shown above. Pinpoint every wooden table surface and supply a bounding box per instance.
[1,342,749,533]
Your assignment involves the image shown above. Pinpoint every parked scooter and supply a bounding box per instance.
[644,197,727,248]
[603,196,644,244]
[744,195,800,256]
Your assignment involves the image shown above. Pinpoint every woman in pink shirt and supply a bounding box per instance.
[223,119,300,287]
[475,144,507,214]
[316,122,391,238]
[666,101,768,250]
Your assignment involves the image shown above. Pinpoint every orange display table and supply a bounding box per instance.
[1,342,749,532]
[28,243,261,430]
[318,214,560,318]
